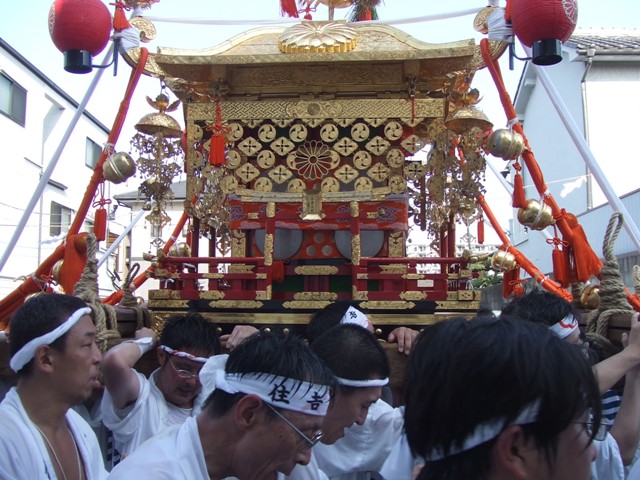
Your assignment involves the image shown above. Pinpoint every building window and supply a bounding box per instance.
[85,138,102,169]
[50,201,73,237]
[0,72,27,126]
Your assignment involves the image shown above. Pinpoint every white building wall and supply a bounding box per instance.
[0,41,122,298]
[513,49,639,282]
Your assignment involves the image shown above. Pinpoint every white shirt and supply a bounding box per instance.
[593,432,624,480]
[287,401,404,480]
[107,416,208,479]
[100,368,200,456]
[0,388,107,480]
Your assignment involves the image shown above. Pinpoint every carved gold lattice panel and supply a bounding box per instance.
[245,119,262,128]
[271,137,296,156]
[226,149,243,169]
[383,121,404,141]
[389,175,407,194]
[188,124,203,142]
[335,118,356,127]
[287,141,339,181]
[354,177,373,191]
[268,165,293,184]
[320,123,340,142]
[236,163,260,183]
[289,123,308,143]
[301,117,324,128]
[256,150,275,169]
[405,161,427,180]
[368,163,390,182]
[335,164,359,184]
[288,179,305,192]
[274,118,293,128]
[365,136,390,156]
[220,175,238,194]
[258,124,277,142]
[353,151,372,170]
[351,122,371,142]
[321,177,340,193]
[227,123,244,142]
[386,148,405,168]
[401,134,426,154]
[238,137,262,156]
[254,177,273,192]
[363,118,386,127]
[333,137,359,157]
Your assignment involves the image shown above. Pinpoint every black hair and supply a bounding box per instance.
[308,301,359,343]
[405,316,602,480]
[9,294,90,376]
[159,312,220,356]
[501,289,597,364]
[311,323,389,395]
[204,331,335,417]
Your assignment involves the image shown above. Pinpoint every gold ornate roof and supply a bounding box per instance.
[124,21,505,101]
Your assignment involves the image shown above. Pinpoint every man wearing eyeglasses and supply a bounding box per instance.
[100,312,220,461]
[107,331,334,479]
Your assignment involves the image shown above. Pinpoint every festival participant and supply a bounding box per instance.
[402,315,602,480]
[100,311,220,457]
[502,289,640,472]
[107,331,334,479]
[0,294,106,480]
[286,323,403,480]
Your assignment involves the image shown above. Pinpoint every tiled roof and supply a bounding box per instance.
[566,29,640,54]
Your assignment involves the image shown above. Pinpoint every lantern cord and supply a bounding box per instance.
[0,48,150,327]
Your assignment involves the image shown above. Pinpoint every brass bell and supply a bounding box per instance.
[445,106,493,134]
[168,242,191,257]
[51,259,64,283]
[103,152,136,184]
[517,199,554,230]
[486,129,525,160]
[580,284,601,310]
[490,250,517,272]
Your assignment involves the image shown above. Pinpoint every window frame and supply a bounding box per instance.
[0,72,27,126]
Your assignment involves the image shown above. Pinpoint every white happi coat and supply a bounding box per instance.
[379,431,625,480]
[101,368,202,456]
[286,401,404,480]
[0,388,107,480]
[107,416,208,479]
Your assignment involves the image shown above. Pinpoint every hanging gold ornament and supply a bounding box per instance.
[445,88,493,134]
[103,152,136,184]
[486,129,525,160]
[517,199,554,230]
[491,250,518,272]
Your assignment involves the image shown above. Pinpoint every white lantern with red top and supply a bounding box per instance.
[48,0,112,74]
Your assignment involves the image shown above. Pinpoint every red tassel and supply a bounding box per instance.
[566,214,602,282]
[112,2,131,32]
[502,268,516,298]
[359,8,372,21]
[94,207,107,242]
[209,135,226,166]
[59,234,88,295]
[280,0,299,18]
[552,247,570,287]
[477,217,485,244]
[512,171,526,208]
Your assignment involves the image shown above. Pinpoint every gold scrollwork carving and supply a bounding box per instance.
[351,233,361,266]
[293,292,338,301]
[294,266,339,275]
[199,291,226,300]
[400,291,427,301]
[350,201,359,217]
[360,301,416,310]
[208,300,264,309]
[264,233,274,266]
[283,301,333,309]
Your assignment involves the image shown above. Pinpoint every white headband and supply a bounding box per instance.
[336,376,389,387]
[425,400,540,461]
[341,306,370,329]
[10,307,91,372]
[548,313,579,339]
[200,354,330,416]
[161,345,209,363]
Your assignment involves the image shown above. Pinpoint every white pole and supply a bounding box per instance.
[0,45,114,273]
[525,46,640,253]
[98,206,146,268]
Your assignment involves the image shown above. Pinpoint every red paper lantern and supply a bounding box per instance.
[510,0,578,66]
[48,0,112,74]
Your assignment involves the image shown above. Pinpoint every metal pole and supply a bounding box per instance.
[98,206,146,268]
